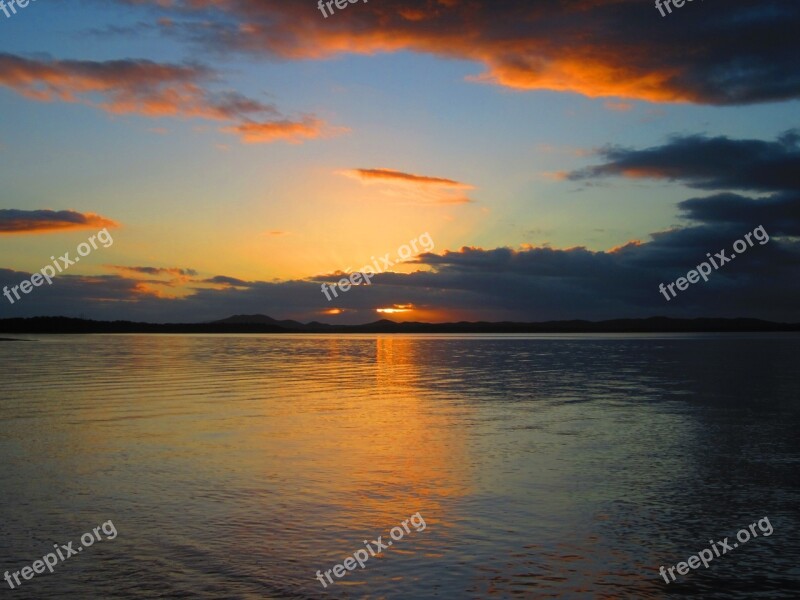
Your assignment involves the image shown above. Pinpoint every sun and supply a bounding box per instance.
[376,304,414,314]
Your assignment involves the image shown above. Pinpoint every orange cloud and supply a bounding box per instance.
[0,53,341,144]
[0,53,238,119]
[0,209,118,234]
[608,240,644,254]
[541,170,569,181]
[107,265,198,278]
[133,0,797,106]
[131,281,181,299]
[345,168,474,189]
[223,117,346,144]
[604,100,634,112]
[341,167,475,205]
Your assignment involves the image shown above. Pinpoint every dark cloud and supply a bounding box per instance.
[117,0,800,105]
[569,130,800,192]
[679,193,800,236]
[200,275,252,287]
[3,130,799,323]
[3,219,800,323]
[108,266,199,277]
[0,209,118,233]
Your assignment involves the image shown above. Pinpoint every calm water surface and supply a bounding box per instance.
[0,334,798,599]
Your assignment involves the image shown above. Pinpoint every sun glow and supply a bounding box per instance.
[376,304,414,314]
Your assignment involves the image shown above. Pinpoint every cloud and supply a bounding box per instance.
[341,167,475,205]
[0,52,342,144]
[6,168,799,322]
[223,117,346,144]
[103,266,201,297]
[118,0,800,105]
[108,265,198,277]
[4,204,800,323]
[678,193,800,237]
[568,130,800,192]
[200,275,252,288]
[0,210,118,234]
[345,168,474,189]
[0,53,242,119]
[4,129,799,323]
[604,101,633,112]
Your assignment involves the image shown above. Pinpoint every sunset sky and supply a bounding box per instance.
[1,0,799,323]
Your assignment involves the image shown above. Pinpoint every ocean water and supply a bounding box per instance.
[0,334,798,599]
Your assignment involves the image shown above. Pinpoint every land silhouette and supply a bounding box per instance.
[0,315,798,335]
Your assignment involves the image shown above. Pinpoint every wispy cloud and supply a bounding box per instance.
[604,100,633,112]
[0,209,118,234]
[223,117,347,144]
[107,265,198,277]
[0,53,343,145]
[345,168,474,189]
[341,168,475,205]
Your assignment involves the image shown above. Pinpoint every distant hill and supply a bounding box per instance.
[213,314,315,330]
[0,315,798,334]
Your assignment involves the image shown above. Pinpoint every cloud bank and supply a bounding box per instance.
[120,0,800,105]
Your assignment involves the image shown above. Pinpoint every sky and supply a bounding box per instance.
[1,0,799,324]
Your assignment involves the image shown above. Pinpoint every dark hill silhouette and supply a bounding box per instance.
[0,315,798,334]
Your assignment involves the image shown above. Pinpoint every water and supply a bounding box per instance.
[0,334,798,599]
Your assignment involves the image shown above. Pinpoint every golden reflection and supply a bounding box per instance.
[254,335,472,533]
